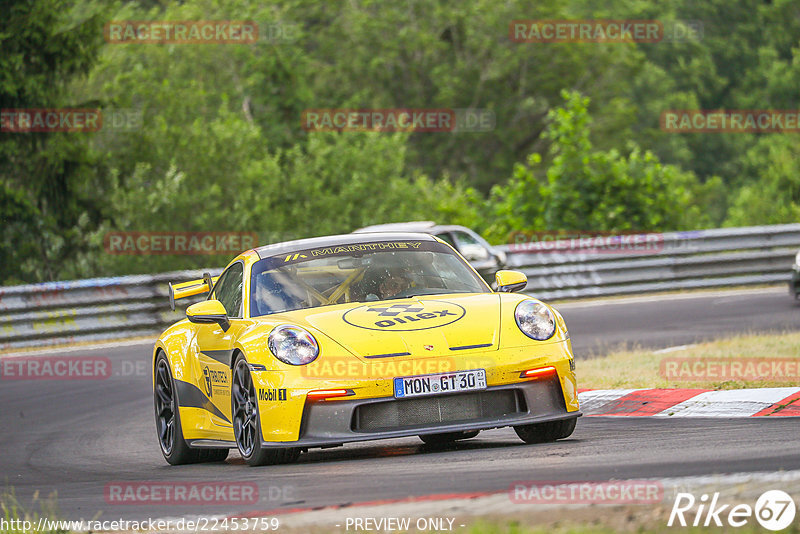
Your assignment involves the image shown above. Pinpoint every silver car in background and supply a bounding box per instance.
[353,221,506,284]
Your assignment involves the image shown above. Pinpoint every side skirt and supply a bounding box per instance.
[187,439,237,449]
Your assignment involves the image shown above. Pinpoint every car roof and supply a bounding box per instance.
[254,232,439,259]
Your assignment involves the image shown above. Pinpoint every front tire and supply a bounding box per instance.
[514,417,577,444]
[231,354,300,466]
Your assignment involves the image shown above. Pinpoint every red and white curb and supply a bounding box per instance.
[578,387,800,417]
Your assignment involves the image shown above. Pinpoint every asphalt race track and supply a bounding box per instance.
[1,287,798,521]
[560,287,800,356]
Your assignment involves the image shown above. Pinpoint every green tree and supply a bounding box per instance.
[487,90,707,243]
[725,135,800,226]
[0,0,107,283]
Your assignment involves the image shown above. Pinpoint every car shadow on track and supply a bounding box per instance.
[219,436,585,467]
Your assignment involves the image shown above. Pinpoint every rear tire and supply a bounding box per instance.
[154,353,199,465]
[419,430,479,445]
[232,354,300,466]
[514,417,577,444]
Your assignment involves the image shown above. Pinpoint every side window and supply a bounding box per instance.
[212,263,244,318]
[452,231,489,261]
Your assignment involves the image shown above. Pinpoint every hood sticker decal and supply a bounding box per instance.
[342,300,466,332]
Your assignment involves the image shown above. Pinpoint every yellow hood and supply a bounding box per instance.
[287,293,501,361]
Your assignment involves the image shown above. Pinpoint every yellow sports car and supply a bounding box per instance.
[152,233,580,466]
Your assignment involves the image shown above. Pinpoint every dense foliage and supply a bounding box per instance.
[2,0,799,283]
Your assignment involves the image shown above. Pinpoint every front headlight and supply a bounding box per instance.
[514,300,556,341]
[268,325,319,365]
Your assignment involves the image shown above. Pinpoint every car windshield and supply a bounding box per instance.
[249,239,488,317]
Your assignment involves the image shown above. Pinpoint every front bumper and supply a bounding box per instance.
[790,266,800,296]
[259,375,580,449]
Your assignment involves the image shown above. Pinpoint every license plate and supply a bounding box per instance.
[394,369,487,399]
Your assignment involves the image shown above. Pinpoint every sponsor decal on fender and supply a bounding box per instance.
[259,388,287,401]
[202,366,229,398]
[342,300,466,332]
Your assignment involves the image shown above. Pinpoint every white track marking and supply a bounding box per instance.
[653,387,800,417]
[653,344,697,354]
[577,389,644,412]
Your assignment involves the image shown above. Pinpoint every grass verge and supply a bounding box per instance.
[0,488,63,534]
[578,331,800,390]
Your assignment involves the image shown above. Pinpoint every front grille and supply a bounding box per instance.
[352,389,526,432]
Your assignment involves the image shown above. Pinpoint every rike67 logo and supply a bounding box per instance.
[669,490,796,531]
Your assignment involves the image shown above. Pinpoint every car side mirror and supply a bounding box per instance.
[495,270,527,293]
[186,300,231,331]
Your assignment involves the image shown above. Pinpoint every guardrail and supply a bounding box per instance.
[0,270,221,350]
[500,224,800,300]
[1,224,798,350]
